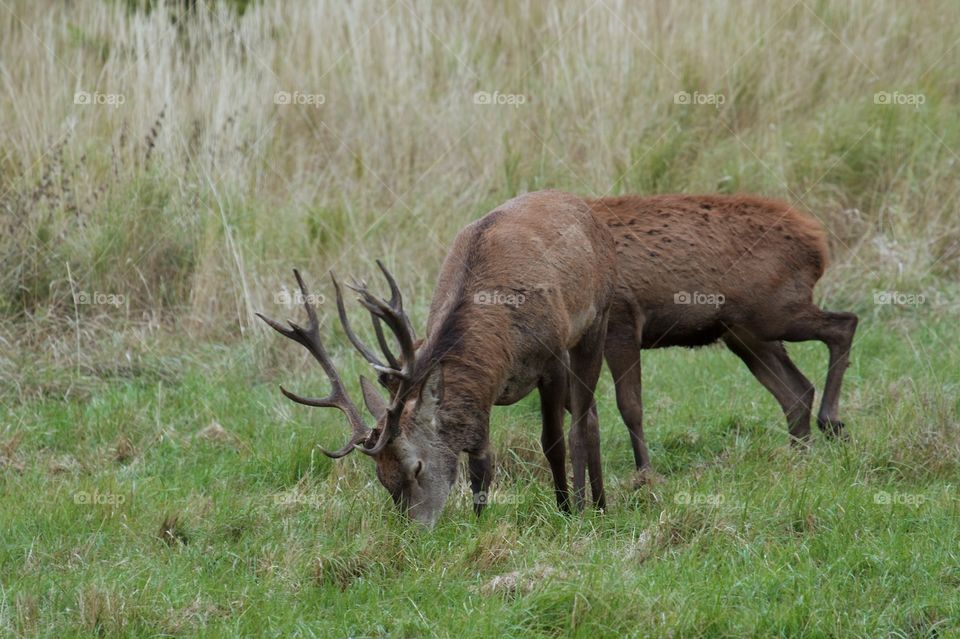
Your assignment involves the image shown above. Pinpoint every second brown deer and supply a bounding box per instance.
[585,194,859,475]
[259,190,617,526]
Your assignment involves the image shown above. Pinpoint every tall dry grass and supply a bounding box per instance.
[1,0,958,341]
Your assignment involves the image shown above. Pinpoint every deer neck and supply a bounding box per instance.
[429,359,496,452]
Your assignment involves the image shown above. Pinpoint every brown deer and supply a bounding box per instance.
[584,194,858,474]
[258,190,617,526]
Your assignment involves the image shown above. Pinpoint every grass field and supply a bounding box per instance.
[2,0,959,637]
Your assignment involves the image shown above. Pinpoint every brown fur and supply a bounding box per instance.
[369,190,617,522]
[582,194,858,470]
[262,190,617,526]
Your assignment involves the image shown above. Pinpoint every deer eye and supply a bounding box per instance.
[413,460,424,479]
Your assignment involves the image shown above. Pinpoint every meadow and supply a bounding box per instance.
[1,0,959,636]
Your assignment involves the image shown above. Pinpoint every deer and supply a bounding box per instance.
[583,194,859,476]
[258,190,617,526]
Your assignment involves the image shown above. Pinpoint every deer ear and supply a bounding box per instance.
[418,364,443,411]
[360,375,388,420]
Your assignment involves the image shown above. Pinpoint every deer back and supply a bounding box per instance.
[587,194,829,347]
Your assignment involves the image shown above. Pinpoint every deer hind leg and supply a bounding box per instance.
[816,312,858,439]
[722,330,815,443]
[777,308,858,439]
[568,312,609,511]
[538,359,570,513]
[604,324,651,474]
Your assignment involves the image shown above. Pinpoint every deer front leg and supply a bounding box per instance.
[539,360,570,513]
[468,447,493,516]
[568,312,609,511]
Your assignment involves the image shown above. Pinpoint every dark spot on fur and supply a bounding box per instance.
[473,209,503,234]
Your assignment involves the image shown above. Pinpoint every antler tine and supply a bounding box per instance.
[256,269,372,459]
[331,272,394,369]
[376,259,417,342]
[372,315,402,370]
[346,261,418,385]
[376,259,403,313]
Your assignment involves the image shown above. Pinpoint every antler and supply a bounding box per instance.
[330,273,401,372]
[346,259,418,384]
[256,269,372,459]
[342,259,421,456]
[331,259,419,394]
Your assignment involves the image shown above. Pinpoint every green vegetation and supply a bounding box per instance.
[1,0,958,636]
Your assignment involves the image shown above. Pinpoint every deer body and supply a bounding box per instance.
[585,194,858,471]
[260,189,616,526]
[423,193,612,406]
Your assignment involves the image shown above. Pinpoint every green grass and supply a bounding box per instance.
[2,310,958,637]
[3,0,960,635]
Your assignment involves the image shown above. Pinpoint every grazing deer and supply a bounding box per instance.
[259,190,617,526]
[584,194,858,474]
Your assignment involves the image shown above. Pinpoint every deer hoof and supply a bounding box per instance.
[817,418,848,440]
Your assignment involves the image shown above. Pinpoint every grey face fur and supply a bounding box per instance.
[365,367,458,527]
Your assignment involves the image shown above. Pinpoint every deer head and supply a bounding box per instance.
[257,263,458,527]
